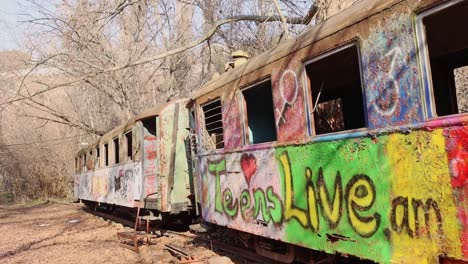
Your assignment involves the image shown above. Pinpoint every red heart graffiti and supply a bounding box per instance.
[240,153,257,185]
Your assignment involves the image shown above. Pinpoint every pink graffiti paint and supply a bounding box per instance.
[240,153,257,185]
[445,126,468,257]
[144,175,157,196]
[223,93,243,150]
[272,57,307,142]
[144,136,157,176]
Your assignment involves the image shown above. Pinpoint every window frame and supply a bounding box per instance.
[239,78,278,146]
[96,146,100,169]
[113,137,120,165]
[125,130,133,161]
[415,0,466,119]
[303,41,368,137]
[104,143,109,167]
[200,98,224,150]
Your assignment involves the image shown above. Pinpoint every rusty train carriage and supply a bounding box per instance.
[74,99,195,215]
[192,0,468,263]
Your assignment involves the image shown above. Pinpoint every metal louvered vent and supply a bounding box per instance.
[202,99,224,149]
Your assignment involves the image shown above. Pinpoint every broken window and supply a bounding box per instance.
[305,44,366,135]
[113,137,120,164]
[104,143,109,166]
[202,99,224,149]
[420,1,468,116]
[125,131,133,160]
[142,117,156,136]
[241,80,277,144]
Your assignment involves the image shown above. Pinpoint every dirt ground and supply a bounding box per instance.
[0,201,232,264]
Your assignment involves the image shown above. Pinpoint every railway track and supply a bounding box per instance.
[80,204,282,264]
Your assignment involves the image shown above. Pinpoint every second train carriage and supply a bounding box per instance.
[191,0,468,263]
[74,99,197,218]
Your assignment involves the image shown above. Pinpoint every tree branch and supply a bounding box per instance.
[3,4,318,106]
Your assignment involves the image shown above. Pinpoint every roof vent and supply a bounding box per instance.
[225,50,249,71]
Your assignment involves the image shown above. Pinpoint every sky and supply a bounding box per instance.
[0,0,29,50]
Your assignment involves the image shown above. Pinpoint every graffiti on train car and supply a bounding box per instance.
[207,152,445,239]
[201,128,466,263]
[362,13,423,128]
[76,162,143,207]
[272,58,308,142]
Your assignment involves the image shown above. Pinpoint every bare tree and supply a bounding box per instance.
[0,0,318,200]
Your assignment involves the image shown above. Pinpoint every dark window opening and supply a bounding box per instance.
[423,1,468,116]
[306,45,365,135]
[84,153,87,171]
[104,143,109,166]
[202,99,224,149]
[125,131,133,160]
[75,158,78,173]
[113,138,120,164]
[96,147,100,168]
[189,109,196,131]
[242,80,277,144]
[142,117,156,136]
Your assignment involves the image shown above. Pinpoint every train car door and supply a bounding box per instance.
[141,116,160,207]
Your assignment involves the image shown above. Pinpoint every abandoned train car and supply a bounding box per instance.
[191,0,467,263]
[74,99,196,218]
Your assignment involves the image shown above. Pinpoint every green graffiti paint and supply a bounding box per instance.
[266,186,283,224]
[254,189,270,222]
[276,137,392,263]
[209,158,226,213]
[222,188,238,217]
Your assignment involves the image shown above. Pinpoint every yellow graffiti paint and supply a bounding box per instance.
[306,168,319,231]
[92,176,108,196]
[347,177,380,237]
[280,152,308,227]
[318,171,342,228]
[387,129,462,263]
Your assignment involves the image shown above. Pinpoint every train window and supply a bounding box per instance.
[201,99,224,149]
[125,131,132,160]
[78,156,82,172]
[142,117,156,136]
[104,143,109,166]
[305,44,365,135]
[419,0,468,116]
[241,80,277,144]
[83,153,87,171]
[96,147,100,168]
[113,137,120,164]
[75,158,78,173]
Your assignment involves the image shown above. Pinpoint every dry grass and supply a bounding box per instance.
[0,202,223,264]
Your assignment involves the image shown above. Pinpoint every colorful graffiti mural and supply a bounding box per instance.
[200,127,467,263]
[362,12,424,129]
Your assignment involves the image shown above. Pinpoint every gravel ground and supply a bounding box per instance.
[0,201,230,264]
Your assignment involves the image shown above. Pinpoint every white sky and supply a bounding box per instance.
[0,0,30,50]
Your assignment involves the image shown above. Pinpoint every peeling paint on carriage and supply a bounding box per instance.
[75,162,143,207]
[223,91,243,150]
[445,126,468,258]
[272,57,309,142]
[361,12,423,129]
